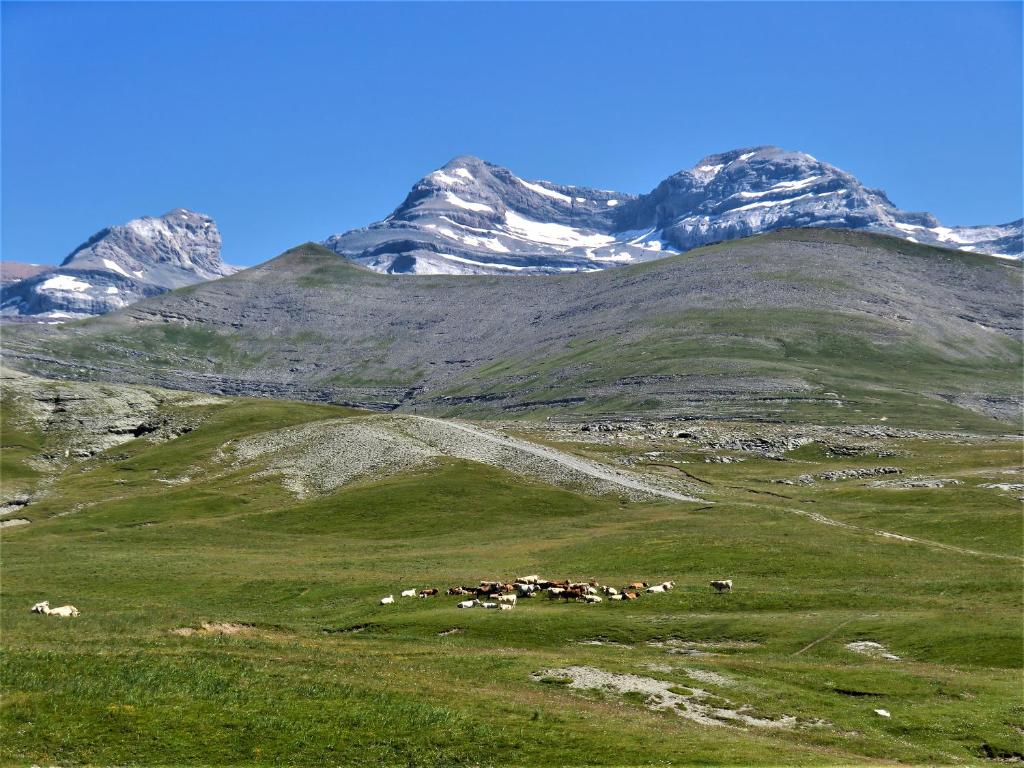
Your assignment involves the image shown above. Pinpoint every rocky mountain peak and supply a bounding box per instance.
[1,208,235,322]
[325,148,1022,274]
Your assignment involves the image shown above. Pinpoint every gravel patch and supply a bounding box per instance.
[231,414,702,501]
[533,666,802,729]
[845,640,901,661]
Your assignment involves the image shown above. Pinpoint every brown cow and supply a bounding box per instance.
[622,591,639,600]
[418,588,439,598]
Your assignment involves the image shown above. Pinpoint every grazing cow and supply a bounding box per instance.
[400,589,417,598]
[499,603,514,611]
[457,599,480,609]
[48,605,79,617]
[497,594,517,606]
[30,601,50,614]
[710,580,733,593]
[646,584,666,594]
[418,588,439,598]
[623,591,639,601]
[379,595,394,605]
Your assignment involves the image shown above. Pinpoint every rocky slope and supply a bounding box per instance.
[325,147,1022,274]
[0,209,236,322]
[4,229,1020,428]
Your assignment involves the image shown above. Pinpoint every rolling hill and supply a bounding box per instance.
[3,228,1020,430]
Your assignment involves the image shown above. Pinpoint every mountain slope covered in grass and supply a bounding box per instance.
[3,229,1020,430]
[2,369,1021,766]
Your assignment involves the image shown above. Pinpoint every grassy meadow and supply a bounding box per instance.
[1,392,1022,766]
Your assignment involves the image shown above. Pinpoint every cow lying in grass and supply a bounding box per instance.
[30,601,79,617]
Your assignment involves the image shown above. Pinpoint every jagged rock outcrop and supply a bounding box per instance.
[1,209,235,322]
[324,147,1022,274]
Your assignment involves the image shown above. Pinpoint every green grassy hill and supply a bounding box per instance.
[3,229,1021,430]
[2,371,1021,766]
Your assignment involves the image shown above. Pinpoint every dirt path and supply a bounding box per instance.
[428,418,704,503]
[755,503,1022,562]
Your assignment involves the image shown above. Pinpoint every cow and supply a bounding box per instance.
[608,594,624,601]
[30,601,79,617]
[457,599,480,609]
[660,581,676,591]
[481,602,499,610]
[646,584,666,594]
[418,588,439,598]
[379,595,394,605]
[548,587,566,599]
[627,582,649,591]
[710,580,733,593]
[400,589,417,598]
[623,591,639,601]
[602,586,619,596]
[582,594,603,604]
[516,575,540,584]
[446,587,468,596]
[497,594,517,606]
[499,603,514,611]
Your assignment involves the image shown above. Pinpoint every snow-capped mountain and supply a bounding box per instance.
[324,147,1022,274]
[1,209,236,322]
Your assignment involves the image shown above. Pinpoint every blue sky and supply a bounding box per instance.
[2,1,1021,267]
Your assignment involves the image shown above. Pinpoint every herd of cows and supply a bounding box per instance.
[379,576,734,609]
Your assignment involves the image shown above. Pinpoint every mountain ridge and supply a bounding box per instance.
[324,146,1022,274]
[5,228,1020,429]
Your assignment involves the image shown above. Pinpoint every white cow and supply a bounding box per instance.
[379,595,395,605]
[646,584,666,594]
[603,586,619,596]
[516,575,540,584]
[582,594,603,604]
[660,581,676,590]
[497,594,517,606]
[480,602,499,609]
[400,589,417,598]
[499,603,514,611]
[457,599,480,609]
[30,601,79,617]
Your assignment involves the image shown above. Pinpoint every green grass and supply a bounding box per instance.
[1,388,1022,766]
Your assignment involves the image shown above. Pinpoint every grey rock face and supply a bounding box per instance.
[1,209,235,322]
[325,147,1022,274]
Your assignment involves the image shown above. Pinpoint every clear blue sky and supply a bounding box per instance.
[3,1,1021,267]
